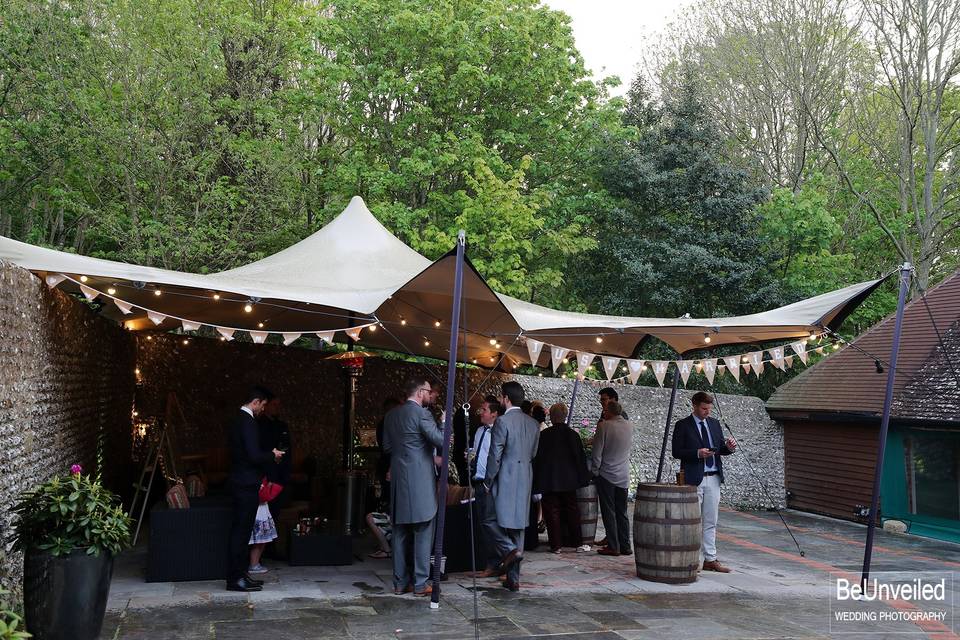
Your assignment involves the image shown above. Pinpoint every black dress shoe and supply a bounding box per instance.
[226,578,263,592]
[244,574,264,586]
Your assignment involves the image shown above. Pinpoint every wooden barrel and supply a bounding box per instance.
[633,483,701,584]
[577,484,598,544]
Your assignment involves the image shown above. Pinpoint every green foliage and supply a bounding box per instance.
[0,591,30,640]
[9,470,131,557]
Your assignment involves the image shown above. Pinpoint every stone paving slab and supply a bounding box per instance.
[100,509,960,639]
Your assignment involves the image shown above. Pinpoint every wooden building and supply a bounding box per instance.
[766,271,960,543]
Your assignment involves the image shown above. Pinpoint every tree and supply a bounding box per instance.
[576,71,784,321]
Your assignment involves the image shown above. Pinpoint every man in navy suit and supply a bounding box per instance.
[671,391,737,573]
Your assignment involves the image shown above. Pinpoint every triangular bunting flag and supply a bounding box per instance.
[722,355,741,382]
[652,361,669,387]
[282,332,301,346]
[113,299,133,315]
[784,355,794,368]
[748,351,764,376]
[345,326,362,341]
[626,359,645,384]
[677,360,694,385]
[217,327,235,341]
[790,340,808,364]
[551,346,570,372]
[181,320,201,331]
[525,338,544,366]
[250,331,268,344]
[769,346,785,371]
[815,346,825,354]
[315,331,335,344]
[147,311,166,325]
[45,274,66,288]
[80,284,99,301]
[702,358,718,385]
[577,352,595,376]
[601,356,620,380]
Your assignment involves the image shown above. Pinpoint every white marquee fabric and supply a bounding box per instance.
[0,196,884,365]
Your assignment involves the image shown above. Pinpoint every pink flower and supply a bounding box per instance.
[581,418,590,427]
[70,464,83,475]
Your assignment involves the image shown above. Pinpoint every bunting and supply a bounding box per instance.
[748,351,764,376]
[45,274,66,288]
[577,352,595,376]
[601,356,620,380]
[677,359,694,385]
[723,355,741,382]
[147,311,166,325]
[525,338,544,367]
[282,332,302,346]
[315,331,335,344]
[784,355,794,368]
[217,327,235,341]
[626,359,645,384]
[769,346,785,371]
[652,361,669,387]
[550,346,570,373]
[181,320,201,332]
[702,358,718,385]
[113,299,133,315]
[250,331,268,344]
[344,326,363,341]
[80,284,99,301]
[790,340,808,364]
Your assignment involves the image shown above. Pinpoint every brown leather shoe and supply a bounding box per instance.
[414,584,433,596]
[702,560,731,573]
[393,584,413,595]
[470,568,499,578]
[597,547,620,556]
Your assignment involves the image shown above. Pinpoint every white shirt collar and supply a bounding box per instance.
[504,406,520,413]
[241,405,254,418]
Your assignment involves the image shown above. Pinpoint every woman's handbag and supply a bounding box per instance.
[258,477,283,503]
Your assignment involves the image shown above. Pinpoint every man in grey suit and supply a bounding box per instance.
[484,381,540,591]
[383,376,444,596]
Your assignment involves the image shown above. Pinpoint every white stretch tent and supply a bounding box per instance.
[0,196,884,364]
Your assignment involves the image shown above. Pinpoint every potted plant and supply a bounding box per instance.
[9,464,130,640]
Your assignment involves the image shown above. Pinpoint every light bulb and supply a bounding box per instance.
[135,368,140,375]
[400,319,407,326]
[742,356,750,363]
[182,339,188,345]
[369,325,377,332]
[154,289,162,296]
[79,275,88,283]
[472,359,477,364]
[434,320,441,327]
[213,293,220,300]
[596,336,603,343]
[146,335,153,341]
[424,340,430,347]
[489,338,497,346]
[244,303,253,313]
[107,287,116,295]
[641,365,648,372]
[704,334,711,344]
[258,322,264,328]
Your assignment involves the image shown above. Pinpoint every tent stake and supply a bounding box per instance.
[656,370,680,483]
[430,230,467,607]
[861,262,911,588]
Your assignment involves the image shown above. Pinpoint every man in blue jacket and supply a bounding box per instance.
[672,391,737,573]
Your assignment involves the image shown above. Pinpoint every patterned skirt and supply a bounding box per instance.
[249,503,278,544]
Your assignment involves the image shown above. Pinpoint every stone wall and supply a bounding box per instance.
[136,336,784,510]
[0,261,136,600]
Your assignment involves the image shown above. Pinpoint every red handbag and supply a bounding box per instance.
[258,478,283,503]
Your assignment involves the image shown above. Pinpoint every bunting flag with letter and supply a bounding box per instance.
[113,299,133,315]
[577,352,595,376]
[551,346,570,373]
[652,361,669,387]
[790,340,808,364]
[748,351,764,376]
[181,320,201,331]
[677,359,694,385]
[217,327,235,341]
[147,311,166,325]
[282,332,301,346]
[45,273,66,288]
[315,331,335,344]
[601,356,620,380]
[344,326,362,341]
[626,359,645,384]
[525,338,544,367]
[769,346,785,371]
[80,284,99,301]
[722,355,741,382]
[702,358,718,385]
[250,331,268,344]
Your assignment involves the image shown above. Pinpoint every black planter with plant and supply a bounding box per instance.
[10,464,130,640]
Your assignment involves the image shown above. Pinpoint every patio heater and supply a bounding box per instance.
[328,350,376,535]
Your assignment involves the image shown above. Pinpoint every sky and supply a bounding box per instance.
[542,0,694,94]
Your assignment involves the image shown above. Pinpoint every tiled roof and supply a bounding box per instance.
[893,321,960,420]
[766,270,960,419]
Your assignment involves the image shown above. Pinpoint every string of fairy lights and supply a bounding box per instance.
[49,271,846,388]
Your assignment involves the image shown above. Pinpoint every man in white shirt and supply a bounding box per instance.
[468,395,500,577]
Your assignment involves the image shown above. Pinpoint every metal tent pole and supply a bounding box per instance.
[656,369,681,483]
[430,230,467,607]
[861,262,912,587]
[568,374,582,421]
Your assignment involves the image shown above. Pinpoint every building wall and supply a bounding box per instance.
[0,262,136,601]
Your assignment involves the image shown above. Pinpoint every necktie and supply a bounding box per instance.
[699,420,710,447]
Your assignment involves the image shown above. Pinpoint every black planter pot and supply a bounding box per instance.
[23,548,114,640]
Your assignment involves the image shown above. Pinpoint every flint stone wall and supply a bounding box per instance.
[0,261,136,602]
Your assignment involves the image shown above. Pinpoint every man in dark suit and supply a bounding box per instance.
[671,391,737,573]
[533,402,589,552]
[383,376,444,596]
[259,393,292,510]
[226,386,285,592]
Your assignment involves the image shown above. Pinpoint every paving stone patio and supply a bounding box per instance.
[101,509,960,639]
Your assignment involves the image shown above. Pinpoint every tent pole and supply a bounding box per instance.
[430,230,467,608]
[861,262,911,588]
[568,374,582,423]
[656,369,680,483]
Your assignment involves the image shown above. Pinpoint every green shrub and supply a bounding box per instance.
[0,591,30,639]
[9,465,131,556]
